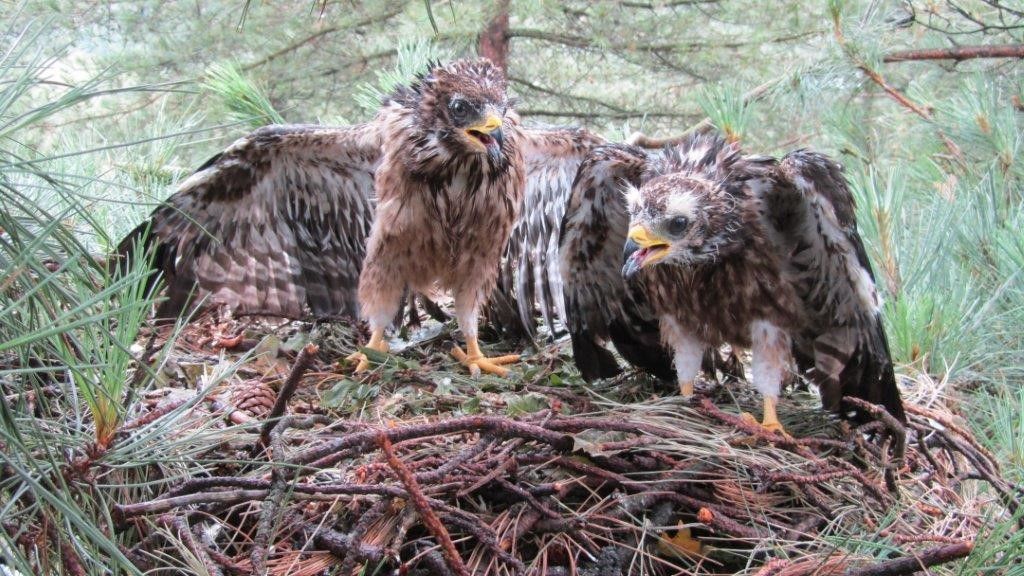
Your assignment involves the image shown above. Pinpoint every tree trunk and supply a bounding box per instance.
[478,0,510,71]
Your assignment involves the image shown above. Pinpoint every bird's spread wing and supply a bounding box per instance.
[557,143,674,382]
[488,127,606,339]
[119,124,381,319]
[764,150,904,421]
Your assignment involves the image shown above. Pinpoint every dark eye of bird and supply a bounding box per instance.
[448,98,472,121]
[666,216,688,236]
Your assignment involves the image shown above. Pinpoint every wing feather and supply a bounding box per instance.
[118,123,380,319]
[488,127,606,339]
[557,143,674,382]
[767,150,905,421]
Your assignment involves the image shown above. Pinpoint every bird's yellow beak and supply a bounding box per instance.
[622,225,671,278]
[465,114,502,135]
[465,114,504,159]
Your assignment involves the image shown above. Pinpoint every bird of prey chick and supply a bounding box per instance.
[563,132,904,433]
[350,58,526,377]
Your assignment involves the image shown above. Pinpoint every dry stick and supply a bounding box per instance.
[843,397,907,493]
[120,398,190,432]
[250,414,300,575]
[843,541,973,576]
[162,476,403,500]
[287,510,385,565]
[909,423,950,485]
[932,429,1023,529]
[884,44,1024,62]
[456,456,516,497]
[437,513,526,574]
[906,404,1000,470]
[415,436,496,484]
[169,516,223,576]
[338,499,391,575]
[292,416,575,473]
[253,342,319,457]
[115,485,407,523]
[493,477,562,519]
[697,398,848,452]
[378,432,470,576]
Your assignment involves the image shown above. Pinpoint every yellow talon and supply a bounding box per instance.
[347,328,389,373]
[451,337,520,377]
[739,396,788,436]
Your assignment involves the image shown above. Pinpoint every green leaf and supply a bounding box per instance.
[504,393,547,416]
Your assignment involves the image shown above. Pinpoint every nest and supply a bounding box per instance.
[114,313,1019,575]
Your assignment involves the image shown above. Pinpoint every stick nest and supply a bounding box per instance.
[113,313,1019,575]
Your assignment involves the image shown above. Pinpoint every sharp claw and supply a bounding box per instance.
[345,352,371,373]
[739,411,788,437]
[487,354,521,365]
[450,346,518,377]
[348,332,388,373]
[739,411,760,427]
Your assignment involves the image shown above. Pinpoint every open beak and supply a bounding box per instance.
[622,225,671,278]
[465,114,504,160]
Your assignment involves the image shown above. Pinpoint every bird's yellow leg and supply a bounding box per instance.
[760,396,786,435]
[679,380,695,398]
[451,335,520,377]
[346,328,389,373]
[739,396,787,436]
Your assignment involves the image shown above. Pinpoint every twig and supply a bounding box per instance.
[843,541,973,576]
[832,13,933,120]
[697,398,847,452]
[338,499,391,575]
[253,342,319,457]
[292,416,574,474]
[884,44,1024,62]
[378,432,470,576]
[437,513,526,574]
[250,412,298,574]
[415,436,496,484]
[289,510,385,564]
[115,484,408,523]
[457,456,516,497]
[119,398,190,432]
[169,516,223,576]
[843,397,907,492]
[906,404,1000,470]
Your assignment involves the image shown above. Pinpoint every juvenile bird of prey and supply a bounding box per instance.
[118,59,603,374]
[561,133,905,431]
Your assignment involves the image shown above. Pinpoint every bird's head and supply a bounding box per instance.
[621,168,746,278]
[395,59,512,163]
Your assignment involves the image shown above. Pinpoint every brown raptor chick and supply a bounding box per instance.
[352,58,525,377]
[620,133,905,433]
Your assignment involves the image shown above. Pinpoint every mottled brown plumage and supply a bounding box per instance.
[117,123,380,319]
[353,59,528,376]
[562,132,905,428]
[118,60,605,351]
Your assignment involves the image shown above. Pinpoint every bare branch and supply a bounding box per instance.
[844,542,973,576]
[884,43,1024,62]
[519,108,698,120]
